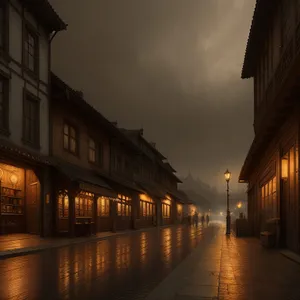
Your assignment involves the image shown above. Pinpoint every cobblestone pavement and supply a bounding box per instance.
[145,222,300,300]
[0,224,209,300]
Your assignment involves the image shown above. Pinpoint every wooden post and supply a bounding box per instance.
[131,192,138,230]
[111,200,117,233]
[68,185,76,238]
[93,194,98,234]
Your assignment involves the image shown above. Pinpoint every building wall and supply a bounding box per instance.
[247,111,299,239]
[110,141,135,179]
[0,1,50,155]
[253,1,299,128]
[51,103,110,172]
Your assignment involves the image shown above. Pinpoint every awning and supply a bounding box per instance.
[167,190,186,204]
[94,171,143,193]
[136,181,167,199]
[53,160,117,198]
[79,182,116,198]
[0,138,51,166]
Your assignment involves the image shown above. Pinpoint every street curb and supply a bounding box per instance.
[281,250,300,265]
[0,224,177,260]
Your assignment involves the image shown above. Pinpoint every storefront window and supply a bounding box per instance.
[162,197,171,218]
[58,190,69,218]
[177,204,183,217]
[261,176,277,219]
[0,164,24,215]
[139,193,155,218]
[97,196,110,217]
[75,191,94,217]
[117,194,131,217]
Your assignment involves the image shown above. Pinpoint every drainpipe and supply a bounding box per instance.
[47,26,67,237]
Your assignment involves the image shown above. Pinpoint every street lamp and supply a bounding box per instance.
[224,169,231,235]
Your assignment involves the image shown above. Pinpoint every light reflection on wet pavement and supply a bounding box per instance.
[0,225,210,300]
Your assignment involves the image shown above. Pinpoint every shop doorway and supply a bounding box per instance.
[26,170,40,234]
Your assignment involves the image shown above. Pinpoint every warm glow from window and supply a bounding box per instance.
[261,176,277,219]
[75,191,94,217]
[97,196,110,217]
[139,193,153,202]
[177,204,183,216]
[281,158,288,179]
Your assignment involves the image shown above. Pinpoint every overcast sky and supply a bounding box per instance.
[49,0,256,192]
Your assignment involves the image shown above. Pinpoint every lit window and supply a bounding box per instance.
[58,191,69,218]
[261,176,277,219]
[97,197,110,217]
[117,194,131,217]
[75,191,94,217]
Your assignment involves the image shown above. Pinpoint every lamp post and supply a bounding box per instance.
[224,169,231,235]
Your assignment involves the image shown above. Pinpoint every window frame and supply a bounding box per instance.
[22,90,40,148]
[0,2,9,55]
[97,196,110,217]
[117,194,132,217]
[75,191,94,218]
[88,136,104,166]
[63,122,79,155]
[58,191,69,219]
[0,73,9,135]
[23,23,39,75]
[261,176,277,220]
[88,137,96,163]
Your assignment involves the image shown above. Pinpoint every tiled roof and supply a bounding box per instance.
[21,0,67,32]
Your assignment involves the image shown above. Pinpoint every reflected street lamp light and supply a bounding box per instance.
[224,169,231,235]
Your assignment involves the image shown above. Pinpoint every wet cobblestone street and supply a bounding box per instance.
[0,225,210,300]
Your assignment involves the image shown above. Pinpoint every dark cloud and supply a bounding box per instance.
[49,0,256,191]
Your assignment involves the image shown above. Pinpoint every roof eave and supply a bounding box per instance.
[22,0,67,33]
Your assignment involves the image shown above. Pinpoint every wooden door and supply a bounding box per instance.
[281,178,288,247]
[26,170,40,234]
[282,147,299,252]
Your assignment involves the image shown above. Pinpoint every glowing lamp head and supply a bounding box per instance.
[10,174,18,185]
[224,169,231,182]
[237,202,242,209]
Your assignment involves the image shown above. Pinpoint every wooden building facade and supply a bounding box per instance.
[0,1,192,238]
[0,0,66,236]
[239,0,300,253]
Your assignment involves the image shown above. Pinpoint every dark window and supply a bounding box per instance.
[23,93,39,146]
[117,156,122,172]
[88,137,103,166]
[0,75,9,132]
[0,3,7,51]
[98,142,103,166]
[24,26,38,73]
[88,137,96,162]
[63,123,78,154]
[111,152,116,169]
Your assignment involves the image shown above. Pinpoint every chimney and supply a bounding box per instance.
[111,121,118,127]
[150,142,156,148]
[140,129,144,136]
